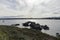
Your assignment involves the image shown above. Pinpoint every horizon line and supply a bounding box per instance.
[0,18,60,20]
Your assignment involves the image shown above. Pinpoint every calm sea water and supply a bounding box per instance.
[0,19,60,36]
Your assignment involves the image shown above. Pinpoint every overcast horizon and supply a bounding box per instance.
[0,0,60,18]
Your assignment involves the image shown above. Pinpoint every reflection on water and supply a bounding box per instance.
[0,20,60,36]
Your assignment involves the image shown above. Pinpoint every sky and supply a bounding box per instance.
[0,0,60,18]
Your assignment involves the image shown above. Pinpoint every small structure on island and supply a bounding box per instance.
[56,33,60,38]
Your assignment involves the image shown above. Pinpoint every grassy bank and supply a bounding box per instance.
[0,25,59,40]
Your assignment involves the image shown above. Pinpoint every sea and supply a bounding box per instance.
[0,19,60,37]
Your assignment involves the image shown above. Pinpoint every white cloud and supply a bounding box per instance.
[0,0,60,18]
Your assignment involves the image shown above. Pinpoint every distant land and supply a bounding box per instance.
[0,16,60,20]
[42,17,60,20]
[0,17,60,20]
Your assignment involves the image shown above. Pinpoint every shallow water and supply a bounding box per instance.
[0,19,60,36]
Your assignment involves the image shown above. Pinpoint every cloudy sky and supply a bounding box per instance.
[0,0,60,18]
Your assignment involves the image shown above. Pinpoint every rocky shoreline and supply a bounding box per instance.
[0,25,59,40]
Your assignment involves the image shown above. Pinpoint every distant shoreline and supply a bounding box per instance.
[0,18,60,20]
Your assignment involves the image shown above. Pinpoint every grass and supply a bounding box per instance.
[0,25,59,40]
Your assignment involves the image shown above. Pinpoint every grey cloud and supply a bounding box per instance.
[0,0,60,17]
[0,0,17,10]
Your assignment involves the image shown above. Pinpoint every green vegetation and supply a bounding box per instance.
[0,25,59,40]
